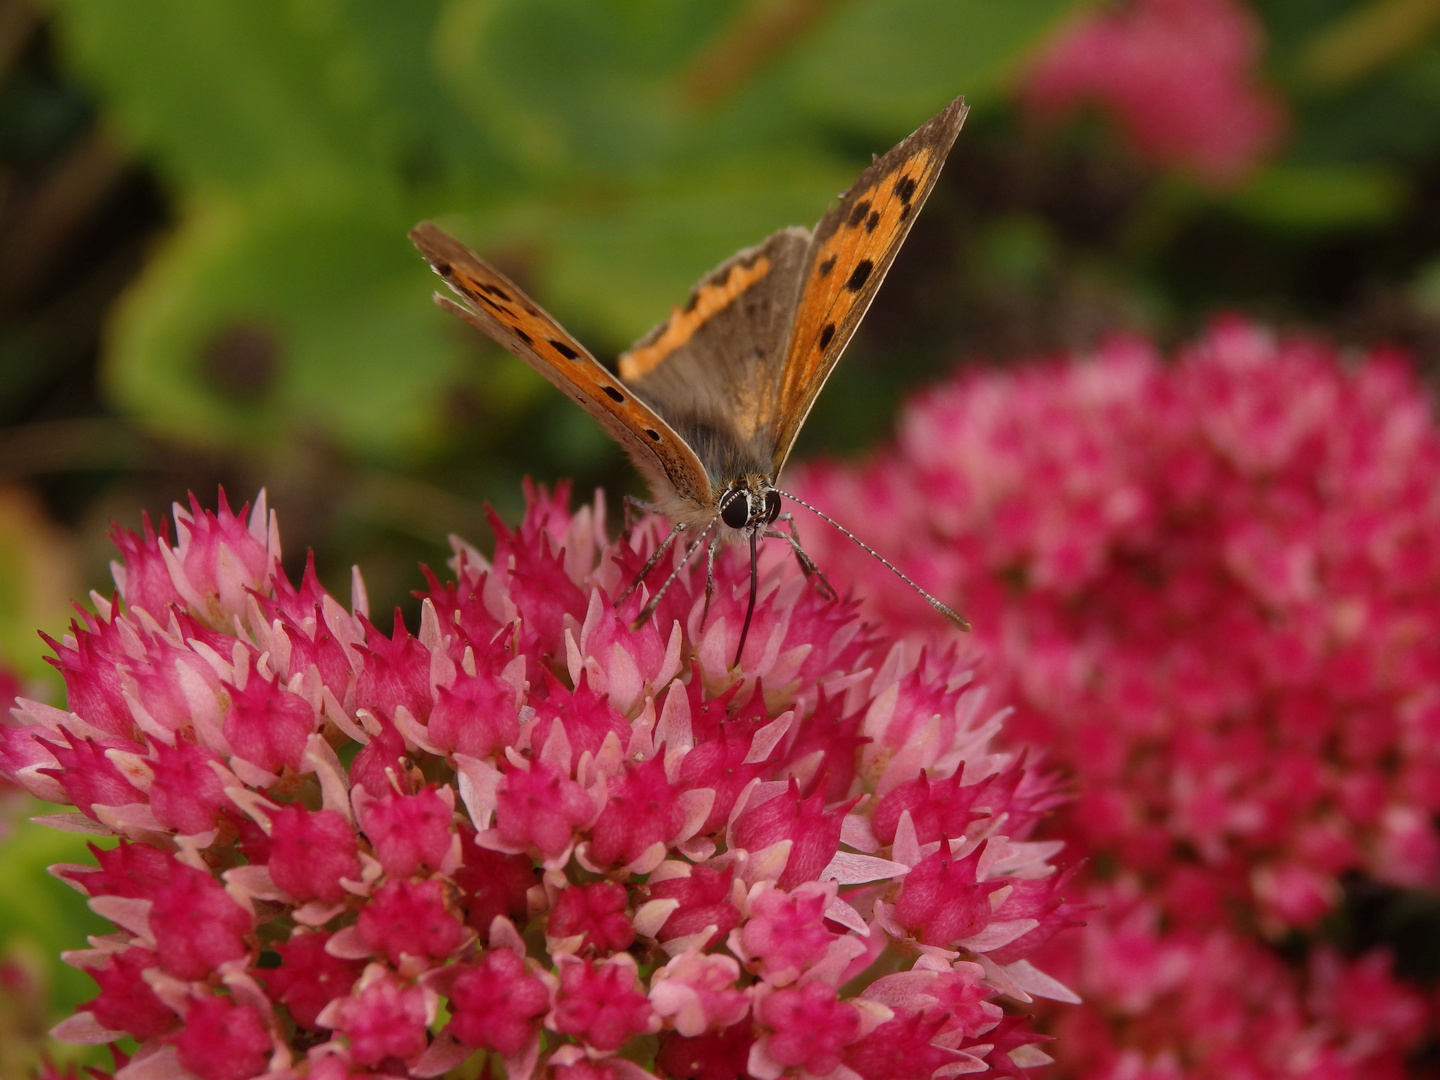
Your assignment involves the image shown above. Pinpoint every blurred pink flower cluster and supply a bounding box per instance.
[0,487,1078,1079]
[1021,0,1285,184]
[795,319,1438,1077]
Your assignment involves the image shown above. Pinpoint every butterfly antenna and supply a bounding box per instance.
[631,512,722,629]
[773,488,971,631]
[734,528,760,669]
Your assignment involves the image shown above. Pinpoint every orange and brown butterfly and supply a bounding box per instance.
[410,96,970,665]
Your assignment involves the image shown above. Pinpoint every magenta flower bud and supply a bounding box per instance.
[355,611,434,723]
[46,738,139,821]
[326,969,430,1068]
[109,511,183,619]
[732,779,845,889]
[649,864,741,947]
[447,947,549,1054]
[268,805,361,904]
[453,827,536,933]
[551,956,655,1052]
[86,947,175,1040]
[893,848,1005,948]
[428,666,520,758]
[148,739,228,836]
[172,995,272,1080]
[549,880,635,954]
[223,673,314,774]
[494,758,593,859]
[264,931,363,1031]
[150,861,253,980]
[356,878,466,965]
[588,753,684,869]
[756,981,860,1077]
[358,785,454,878]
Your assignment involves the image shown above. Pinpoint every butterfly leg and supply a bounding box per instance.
[631,519,717,629]
[766,515,838,602]
[616,520,686,606]
[622,494,662,537]
[699,535,724,627]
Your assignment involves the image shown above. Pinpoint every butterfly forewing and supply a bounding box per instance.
[409,222,714,507]
[769,97,968,476]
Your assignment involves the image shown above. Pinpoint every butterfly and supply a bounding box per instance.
[410,96,970,666]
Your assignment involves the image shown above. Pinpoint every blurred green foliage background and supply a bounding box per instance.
[4,0,1440,1071]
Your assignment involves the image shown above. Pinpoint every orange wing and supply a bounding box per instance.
[770,96,968,476]
[410,223,713,508]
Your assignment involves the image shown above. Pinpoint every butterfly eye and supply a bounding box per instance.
[721,493,750,529]
[765,490,781,523]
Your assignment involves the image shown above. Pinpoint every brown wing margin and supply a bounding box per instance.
[769,96,968,476]
[409,223,713,507]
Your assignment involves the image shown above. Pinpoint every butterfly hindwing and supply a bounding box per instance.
[769,96,968,475]
[616,227,811,483]
[409,222,713,507]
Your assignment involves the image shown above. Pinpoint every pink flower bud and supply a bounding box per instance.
[740,884,837,984]
[549,880,634,954]
[551,956,655,1052]
[355,611,434,723]
[495,758,593,859]
[589,753,684,869]
[447,947,549,1054]
[356,878,466,965]
[268,805,361,904]
[732,779,845,889]
[359,786,454,878]
[171,995,272,1080]
[757,981,860,1077]
[223,673,314,774]
[264,931,364,1031]
[150,861,252,980]
[148,739,228,835]
[328,969,430,1068]
[892,847,1005,948]
[86,947,174,1039]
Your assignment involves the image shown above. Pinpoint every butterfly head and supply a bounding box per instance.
[718,476,781,536]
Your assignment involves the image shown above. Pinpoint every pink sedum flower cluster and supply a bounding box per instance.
[1020,0,1285,184]
[794,319,1438,1078]
[0,487,1078,1080]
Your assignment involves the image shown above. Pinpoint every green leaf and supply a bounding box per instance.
[785,0,1084,132]
[105,193,467,459]
[1228,162,1407,230]
[54,0,411,190]
[0,820,112,1016]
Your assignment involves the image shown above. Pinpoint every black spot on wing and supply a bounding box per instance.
[818,255,836,278]
[899,203,911,221]
[866,211,880,232]
[602,386,625,403]
[819,323,835,349]
[435,261,453,277]
[895,175,918,204]
[515,329,532,345]
[849,199,872,227]
[646,429,661,441]
[480,283,511,300]
[845,260,873,293]
[549,339,580,360]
